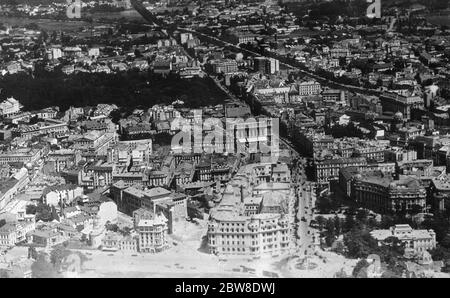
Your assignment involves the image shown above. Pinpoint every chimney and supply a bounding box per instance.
[240,185,244,203]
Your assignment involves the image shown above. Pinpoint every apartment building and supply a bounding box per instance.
[0,148,41,165]
[136,213,169,253]
[207,211,290,257]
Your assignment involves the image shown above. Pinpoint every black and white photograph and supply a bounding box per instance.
[0,0,450,286]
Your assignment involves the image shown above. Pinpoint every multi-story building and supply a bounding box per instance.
[0,168,30,210]
[430,175,450,212]
[0,148,41,165]
[322,89,346,103]
[330,47,350,58]
[101,231,139,253]
[0,97,22,117]
[253,57,279,74]
[294,131,334,157]
[108,139,153,165]
[297,80,322,97]
[207,212,290,257]
[229,31,259,44]
[180,32,194,44]
[110,182,187,233]
[210,59,238,74]
[0,223,17,248]
[207,165,292,257]
[380,91,424,120]
[135,213,169,253]
[47,149,78,172]
[354,146,386,162]
[0,209,36,249]
[73,131,115,155]
[352,172,426,214]
[385,147,417,162]
[396,160,434,177]
[315,157,367,183]
[11,119,68,139]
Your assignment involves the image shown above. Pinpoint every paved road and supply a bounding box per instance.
[292,158,316,257]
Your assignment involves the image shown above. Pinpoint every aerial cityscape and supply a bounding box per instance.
[0,0,450,281]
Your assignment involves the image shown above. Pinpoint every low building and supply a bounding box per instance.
[0,148,41,165]
[0,97,22,117]
[42,185,83,207]
[27,228,65,248]
[370,224,436,256]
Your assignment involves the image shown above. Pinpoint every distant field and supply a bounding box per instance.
[89,10,145,22]
[0,10,146,30]
[0,16,95,32]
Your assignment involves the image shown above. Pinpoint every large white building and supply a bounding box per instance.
[0,168,30,211]
[208,212,290,257]
[0,97,22,117]
[370,224,436,256]
[136,213,169,253]
[207,163,292,257]
[297,80,322,96]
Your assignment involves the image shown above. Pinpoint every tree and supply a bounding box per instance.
[31,254,59,278]
[324,218,336,246]
[410,204,423,215]
[441,235,450,249]
[134,49,142,58]
[316,195,337,214]
[122,227,131,236]
[430,246,450,261]
[106,223,119,232]
[352,259,369,277]
[35,203,53,222]
[378,215,395,229]
[50,246,72,272]
[4,0,18,5]
[334,216,341,235]
[0,269,9,278]
[332,240,346,254]
[383,237,404,254]
[26,204,37,215]
[356,209,369,222]
[315,215,326,231]
[51,206,60,222]
[343,214,356,232]
[28,246,38,260]
[0,219,5,228]
[334,268,348,278]
[344,228,378,258]
[420,214,450,242]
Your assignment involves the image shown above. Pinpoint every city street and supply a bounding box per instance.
[292,158,316,257]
